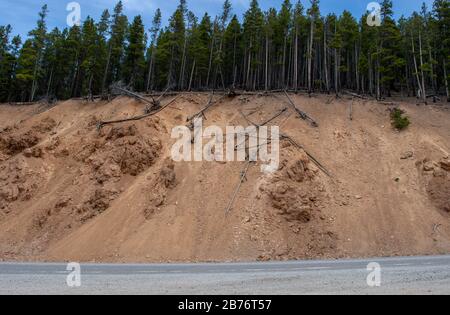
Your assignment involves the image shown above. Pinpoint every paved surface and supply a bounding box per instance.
[0,255,449,294]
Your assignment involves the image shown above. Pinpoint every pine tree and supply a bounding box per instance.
[433,0,450,101]
[243,0,264,89]
[122,15,146,90]
[378,0,405,98]
[26,5,49,101]
[102,1,128,93]
[1,0,449,100]
[146,9,162,91]
[167,1,186,88]
[0,25,13,101]
[80,17,102,97]
[339,11,358,90]
[307,0,320,94]
[222,15,242,88]
[189,13,212,88]
[277,0,292,89]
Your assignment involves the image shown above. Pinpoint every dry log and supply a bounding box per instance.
[97,95,180,129]
[282,91,318,127]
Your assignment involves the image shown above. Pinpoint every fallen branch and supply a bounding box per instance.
[97,95,180,129]
[111,83,172,113]
[236,107,288,150]
[145,86,172,112]
[186,93,227,123]
[239,107,287,128]
[111,84,154,105]
[225,108,289,214]
[378,101,396,106]
[225,160,253,215]
[282,91,318,127]
[343,90,367,100]
[280,132,332,177]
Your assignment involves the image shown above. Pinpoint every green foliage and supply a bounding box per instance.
[390,108,410,130]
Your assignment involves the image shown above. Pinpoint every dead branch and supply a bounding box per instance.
[343,90,367,100]
[97,95,180,129]
[226,108,288,214]
[225,160,253,215]
[378,101,396,106]
[282,91,319,127]
[280,132,332,177]
[239,107,288,128]
[111,84,153,105]
[186,93,228,123]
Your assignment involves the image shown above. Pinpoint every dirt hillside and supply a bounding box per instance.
[0,94,449,263]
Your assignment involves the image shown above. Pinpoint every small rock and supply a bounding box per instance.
[433,169,446,178]
[400,151,414,160]
[23,147,43,158]
[423,161,435,172]
[440,158,450,172]
[355,195,363,200]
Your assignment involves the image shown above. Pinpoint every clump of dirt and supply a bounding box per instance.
[32,117,57,133]
[106,125,137,141]
[160,159,177,188]
[77,188,119,222]
[261,148,325,225]
[144,158,177,220]
[0,158,42,213]
[0,117,56,157]
[0,131,40,156]
[418,157,450,214]
[76,124,162,184]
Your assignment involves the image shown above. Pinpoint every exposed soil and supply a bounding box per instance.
[0,94,449,263]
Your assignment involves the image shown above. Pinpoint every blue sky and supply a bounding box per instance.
[0,0,435,39]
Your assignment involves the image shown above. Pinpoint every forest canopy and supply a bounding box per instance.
[0,0,449,102]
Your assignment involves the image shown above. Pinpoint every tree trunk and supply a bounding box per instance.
[265,34,269,91]
[146,46,155,92]
[102,43,112,95]
[188,59,196,91]
[308,18,314,95]
[444,59,449,102]
[369,53,373,96]
[30,51,41,102]
[232,32,237,88]
[418,31,427,104]
[282,31,287,89]
[355,42,360,93]
[179,35,188,90]
[411,32,422,99]
[294,26,298,92]
[46,67,54,98]
[324,24,330,94]
[206,26,216,88]
[376,44,381,100]
[334,21,339,97]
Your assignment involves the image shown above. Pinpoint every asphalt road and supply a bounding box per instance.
[0,255,449,295]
